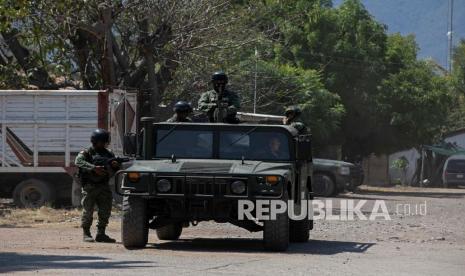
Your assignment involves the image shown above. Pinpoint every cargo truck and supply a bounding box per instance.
[0,89,136,207]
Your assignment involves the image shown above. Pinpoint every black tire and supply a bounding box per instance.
[263,191,289,251]
[156,223,183,240]
[289,187,310,243]
[290,220,310,242]
[122,196,148,249]
[13,179,55,208]
[346,182,356,192]
[313,174,335,197]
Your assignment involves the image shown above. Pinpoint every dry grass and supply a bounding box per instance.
[0,206,82,226]
[0,199,122,227]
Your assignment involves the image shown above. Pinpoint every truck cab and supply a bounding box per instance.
[116,118,313,251]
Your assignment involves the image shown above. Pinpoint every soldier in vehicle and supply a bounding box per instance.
[252,136,289,160]
[75,129,118,243]
[166,101,193,122]
[198,71,241,124]
[283,106,307,134]
[268,136,287,159]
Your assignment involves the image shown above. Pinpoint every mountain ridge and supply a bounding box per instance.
[333,0,465,68]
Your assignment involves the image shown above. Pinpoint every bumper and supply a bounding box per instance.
[335,174,352,189]
[114,170,284,200]
[444,177,465,185]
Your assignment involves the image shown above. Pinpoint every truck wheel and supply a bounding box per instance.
[263,192,289,251]
[314,174,335,197]
[122,196,148,249]
[13,179,55,208]
[156,223,183,240]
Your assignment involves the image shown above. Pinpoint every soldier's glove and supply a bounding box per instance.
[207,103,217,111]
[94,166,107,176]
[110,160,120,170]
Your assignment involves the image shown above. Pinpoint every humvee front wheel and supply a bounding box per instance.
[263,192,289,251]
[122,196,148,249]
[156,223,183,240]
[290,187,310,243]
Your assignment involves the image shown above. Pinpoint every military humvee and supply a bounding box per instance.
[116,117,313,251]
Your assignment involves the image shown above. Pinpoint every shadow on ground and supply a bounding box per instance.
[150,238,374,255]
[357,190,465,199]
[0,252,155,273]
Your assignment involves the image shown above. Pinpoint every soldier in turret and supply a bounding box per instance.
[198,71,240,123]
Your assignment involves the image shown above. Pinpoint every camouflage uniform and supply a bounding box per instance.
[284,106,307,134]
[289,121,307,134]
[198,89,241,123]
[75,147,115,231]
[166,115,193,122]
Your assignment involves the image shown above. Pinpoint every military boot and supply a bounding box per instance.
[83,227,94,242]
[95,228,116,243]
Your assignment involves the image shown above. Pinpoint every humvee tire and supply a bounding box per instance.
[290,220,310,242]
[263,192,289,251]
[156,223,183,240]
[122,196,148,248]
[289,187,310,242]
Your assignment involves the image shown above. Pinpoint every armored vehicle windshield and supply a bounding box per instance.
[153,124,293,161]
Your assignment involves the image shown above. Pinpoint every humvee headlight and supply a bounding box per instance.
[127,172,140,182]
[265,175,280,185]
[156,179,171,193]
[230,180,246,195]
[338,166,350,176]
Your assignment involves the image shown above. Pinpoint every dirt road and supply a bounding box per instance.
[1,186,465,275]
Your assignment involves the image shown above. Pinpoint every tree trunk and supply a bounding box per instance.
[2,30,52,88]
[99,3,116,89]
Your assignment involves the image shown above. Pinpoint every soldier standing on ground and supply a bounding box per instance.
[75,129,118,243]
[283,106,307,134]
[198,71,241,123]
[166,101,193,122]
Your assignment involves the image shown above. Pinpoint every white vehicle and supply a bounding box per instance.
[0,89,136,207]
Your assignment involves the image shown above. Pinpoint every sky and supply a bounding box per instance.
[332,0,465,68]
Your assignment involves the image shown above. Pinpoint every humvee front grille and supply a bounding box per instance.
[155,175,244,197]
[180,162,233,173]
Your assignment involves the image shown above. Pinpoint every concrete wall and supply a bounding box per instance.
[363,154,389,186]
[388,148,421,185]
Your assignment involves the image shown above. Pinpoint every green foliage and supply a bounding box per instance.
[377,60,453,151]
[452,40,465,94]
[0,64,27,88]
[391,156,409,170]
[0,0,458,158]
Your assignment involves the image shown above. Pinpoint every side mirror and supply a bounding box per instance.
[296,135,312,161]
[123,133,137,156]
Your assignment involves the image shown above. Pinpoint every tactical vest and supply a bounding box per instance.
[79,147,114,185]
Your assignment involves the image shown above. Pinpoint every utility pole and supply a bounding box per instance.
[253,47,258,113]
[447,0,454,73]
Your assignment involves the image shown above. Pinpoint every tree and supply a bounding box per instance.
[452,39,465,94]
[377,60,453,152]
[234,61,345,146]
[0,0,252,118]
